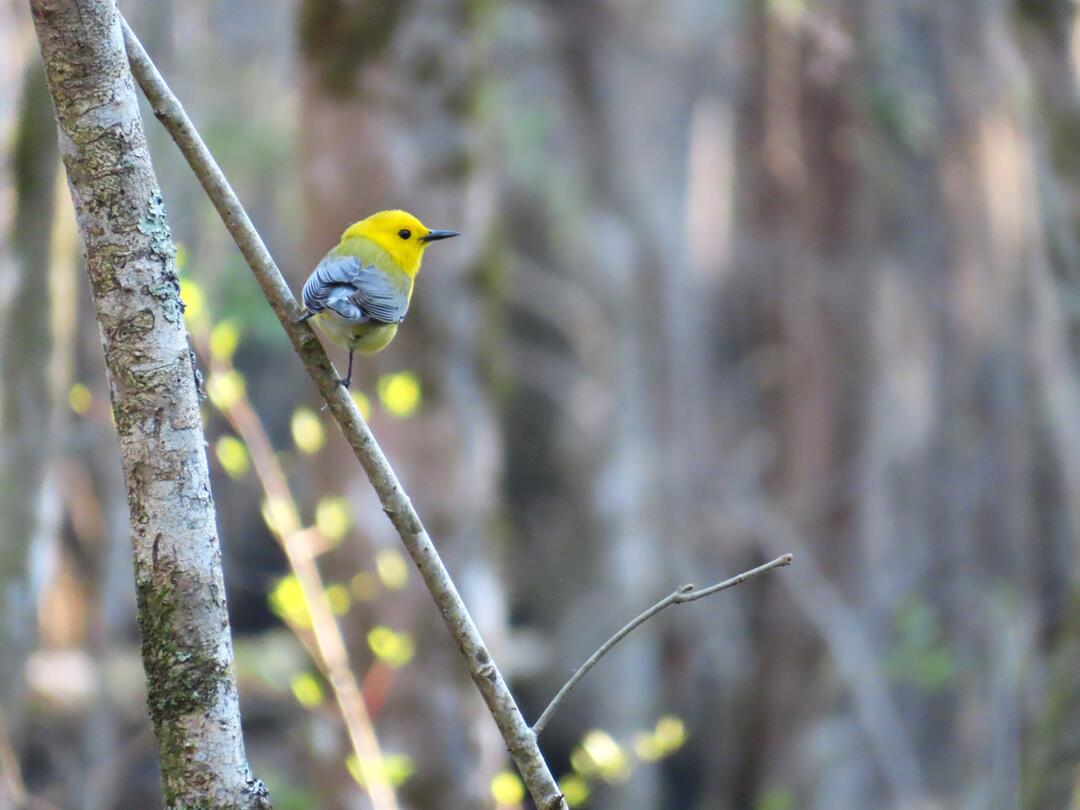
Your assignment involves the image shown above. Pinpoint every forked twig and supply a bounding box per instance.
[532,554,794,736]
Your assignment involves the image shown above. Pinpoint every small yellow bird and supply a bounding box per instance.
[299,210,459,387]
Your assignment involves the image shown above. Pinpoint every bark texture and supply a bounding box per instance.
[29,1,267,806]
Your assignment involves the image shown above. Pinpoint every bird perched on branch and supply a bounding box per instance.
[298,210,459,387]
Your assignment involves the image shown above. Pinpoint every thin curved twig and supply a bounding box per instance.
[532,554,793,737]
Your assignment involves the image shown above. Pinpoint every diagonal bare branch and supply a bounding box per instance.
[532,554,794,737]
[119,18,568,810]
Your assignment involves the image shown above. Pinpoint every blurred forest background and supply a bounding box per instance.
[3,0,1080,808]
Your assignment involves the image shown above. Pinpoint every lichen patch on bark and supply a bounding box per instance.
[136,575,234,805]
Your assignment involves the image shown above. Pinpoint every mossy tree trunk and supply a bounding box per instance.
[28,0,267,806]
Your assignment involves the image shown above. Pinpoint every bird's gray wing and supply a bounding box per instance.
[302,255,408,325]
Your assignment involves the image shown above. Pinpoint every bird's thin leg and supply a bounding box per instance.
[339,350,354,389]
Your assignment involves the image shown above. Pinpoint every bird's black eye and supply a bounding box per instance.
[398,229,411,240]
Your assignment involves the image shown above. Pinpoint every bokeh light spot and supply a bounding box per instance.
[490,771,525,806]
[179,276,206,327]
[653,714,687,753]
[268,575,310,629]
[351,390,372,420]
[290,672,323,707]
[377,371,421,418]
[261,496,299,537]
[559,775,590,806]
[291,407,326,455]
[215,435,250,479]
[325,583,350,616]
[375,549,408,590]
[315,496,351,543]
[367,626,415,668]
[68,383,92,415]
[206,370,245,411]
[576,730,630,783]
[210,319,241,362]
[346,753,414,787]
[350,571,379,601]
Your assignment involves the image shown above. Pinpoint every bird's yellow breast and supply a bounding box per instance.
[313,313,400,355]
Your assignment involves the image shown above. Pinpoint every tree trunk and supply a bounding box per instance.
[28,0,267,806]
[713,1,1080,806]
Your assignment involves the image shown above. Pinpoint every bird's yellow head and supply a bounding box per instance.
[341,210,459,277]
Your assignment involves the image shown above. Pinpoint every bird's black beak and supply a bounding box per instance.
[419,229,460,243]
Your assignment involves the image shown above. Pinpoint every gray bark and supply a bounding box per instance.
[28,1,267,806]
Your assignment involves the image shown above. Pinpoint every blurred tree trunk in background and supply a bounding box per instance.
[504,5,689,809]
[291,1,1080,806]
[486,1,1080,808]
[1012,5,1080,808]
[703,1,1080,807]
[489,4,726,808]
[0,62,58,757]
[1014,0,1080,305]
[297,1,505,805]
